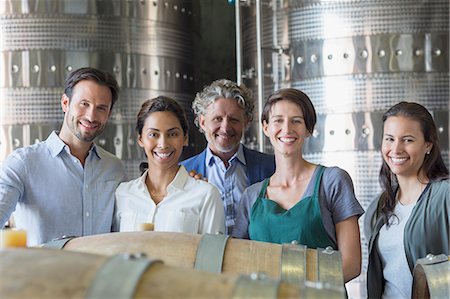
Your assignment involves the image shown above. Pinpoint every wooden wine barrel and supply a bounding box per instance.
[43,231,345,292]
[1,248,344,299]
[412,254,450,299]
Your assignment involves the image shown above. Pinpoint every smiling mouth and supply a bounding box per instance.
[279,137,296,143]
[389,157,408,164]
[153,151,173,159]
[79,120,98,130]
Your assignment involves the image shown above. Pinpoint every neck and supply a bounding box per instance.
[57,130,92,166]
[396,174,429,205]
[145,165,179,203]
[272,155,315,184]
[210,146,239,168]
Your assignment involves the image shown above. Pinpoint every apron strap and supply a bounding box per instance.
[312,165,325,196]
[194,233,230,273]
[257,178,270,198]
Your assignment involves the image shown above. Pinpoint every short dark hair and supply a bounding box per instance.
[64,67,119,110]
[261,88,316,135]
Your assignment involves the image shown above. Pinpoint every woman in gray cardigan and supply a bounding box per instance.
[366,102,449,298]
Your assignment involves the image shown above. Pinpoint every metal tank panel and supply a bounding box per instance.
[0,0,194,178]
[239,0,449,295]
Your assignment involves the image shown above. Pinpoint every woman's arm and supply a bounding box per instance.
[199,186,225,234]
[232,186,258,239]
[335,215,362,283]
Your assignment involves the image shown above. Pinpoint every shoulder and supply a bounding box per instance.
[321,166,354,185]
[430,179,449,193]
[96,146,122,164]
[4,142,48,165]
[116,176,142,194]
[427,179,450,206]
[185,175,218,193]
[243,147,274,161]
[179,166,220,196]
[180,150,206,167]
[243,181,265,198]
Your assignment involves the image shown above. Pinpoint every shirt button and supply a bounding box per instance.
[86,211,90,217]
[85,184,89,189]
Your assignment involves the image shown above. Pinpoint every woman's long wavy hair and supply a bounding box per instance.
[378,101,448,224]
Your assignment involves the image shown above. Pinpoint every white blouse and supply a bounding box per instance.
[114,165,225,234]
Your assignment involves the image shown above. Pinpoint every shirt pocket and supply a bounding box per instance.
[118,211,137,232]
[163,210,200,234]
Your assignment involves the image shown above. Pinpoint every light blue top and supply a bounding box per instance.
[0,131,126,245]
[205,144,248,234]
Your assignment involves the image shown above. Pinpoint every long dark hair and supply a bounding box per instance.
[379,102,449,223]
[136,96,188,173]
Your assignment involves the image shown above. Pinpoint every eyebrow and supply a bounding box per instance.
[146,127,181,132]
[270,115,304,119]
[383,133,416,138]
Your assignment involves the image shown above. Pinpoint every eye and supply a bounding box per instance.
[213,117,222,122]
[384,137,394,142]
[169,131,179,137]
[148,132,158,138]
[97,106,108,112]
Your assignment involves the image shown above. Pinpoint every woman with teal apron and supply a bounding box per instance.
[249,165,336,249]
[232,88,364,284]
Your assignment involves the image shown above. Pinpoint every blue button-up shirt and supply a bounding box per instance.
[0,131,126,245]
[205,144,248,235]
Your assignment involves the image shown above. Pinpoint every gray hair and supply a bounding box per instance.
[192,79,254,130]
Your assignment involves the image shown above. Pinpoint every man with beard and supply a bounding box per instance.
[0,67,126,245]
[181,79,275,235]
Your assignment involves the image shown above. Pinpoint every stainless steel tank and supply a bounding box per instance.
[0,0,195,179]
[238,0,449,295]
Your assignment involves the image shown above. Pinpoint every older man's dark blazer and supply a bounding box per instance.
[180,145,275,185]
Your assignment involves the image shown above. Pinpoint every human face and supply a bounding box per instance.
[263,100,310,156]
[199,97,249,159]
[382,116,432,179]
[138,111,187,171]
[61,80,112,143]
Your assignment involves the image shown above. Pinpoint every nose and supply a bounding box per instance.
[220,118,232,132]
[391,139,403,153]
[282,119,292,132]
[85,106,96,121]
[157,135,168,148]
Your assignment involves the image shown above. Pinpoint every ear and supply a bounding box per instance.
[183,134,189,146]
[426,142,433,154]
[199,115,206,132]
[137,135,144,148]
[262,120,270,138]
[61,94,70,112]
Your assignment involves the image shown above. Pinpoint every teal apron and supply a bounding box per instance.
[249,165,337,249]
